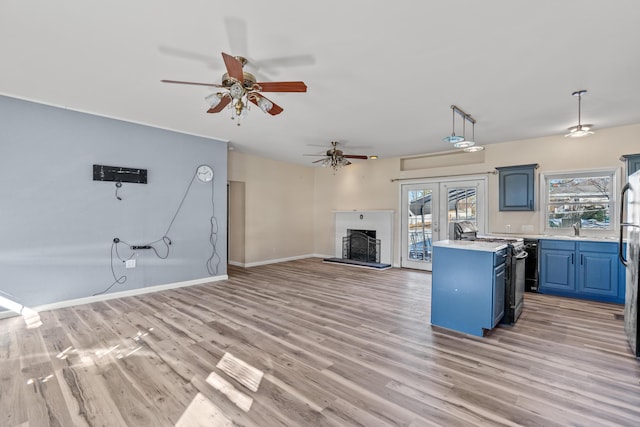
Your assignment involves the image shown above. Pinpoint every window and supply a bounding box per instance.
[541,169,618,232]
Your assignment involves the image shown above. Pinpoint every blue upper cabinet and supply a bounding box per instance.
[621,154,640,178]
[496,164,539,211]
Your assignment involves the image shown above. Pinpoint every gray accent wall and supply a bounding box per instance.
[0,95,227,308]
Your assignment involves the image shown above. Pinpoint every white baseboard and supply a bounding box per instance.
[230,254,331,268]
[229,254,401,269]
[0,274,228,319]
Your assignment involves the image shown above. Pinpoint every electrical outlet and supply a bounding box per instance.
[125,259,136,269]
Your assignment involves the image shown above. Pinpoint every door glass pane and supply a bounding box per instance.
[407,189,433,263]
[447,187,477,225]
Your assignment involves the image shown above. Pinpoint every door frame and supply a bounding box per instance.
[398,175,488,271]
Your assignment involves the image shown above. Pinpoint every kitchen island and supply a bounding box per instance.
[431,240,507,337]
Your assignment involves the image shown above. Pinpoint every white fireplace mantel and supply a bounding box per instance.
[334,210,394,265]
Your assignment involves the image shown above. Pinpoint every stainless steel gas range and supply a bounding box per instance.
[450,221,527,324]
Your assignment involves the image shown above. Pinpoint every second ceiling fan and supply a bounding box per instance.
[306,141,369,173]
[162,52,307,123]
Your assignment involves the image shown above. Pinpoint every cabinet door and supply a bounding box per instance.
[578,251,618,298]
[493,263,506,327]
[623,154,640,178]
[497,164,537,211]
[540,249,575,292]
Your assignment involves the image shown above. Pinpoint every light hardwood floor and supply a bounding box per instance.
[1,258,639,426]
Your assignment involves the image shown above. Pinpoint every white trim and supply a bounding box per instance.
[538,167,621,237]
[0,275,227,319]
[241,254,326,268]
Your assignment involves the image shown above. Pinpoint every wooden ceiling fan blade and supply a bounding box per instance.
[343,155,369,160]
[222,52,244,83]
[207,94,231,113]
[161,79,224,88]
[249,94,283,115]
[312,159,326,163]
[255,81,307,92]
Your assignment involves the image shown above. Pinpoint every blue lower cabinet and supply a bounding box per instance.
[539,240,623,304]
[431,246,505,337]
[540,242,576,292]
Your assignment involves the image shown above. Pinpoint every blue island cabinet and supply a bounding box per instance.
[431,243,506,337]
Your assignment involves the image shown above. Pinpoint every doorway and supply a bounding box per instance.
[400,177,487,271]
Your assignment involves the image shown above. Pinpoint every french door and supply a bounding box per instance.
[401,178,486,271]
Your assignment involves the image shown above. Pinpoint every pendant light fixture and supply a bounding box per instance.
[443,104,484,151]
[442,106,465,143]
[565,90,594,138]
[462,121,485,152]
[454,118,475,148]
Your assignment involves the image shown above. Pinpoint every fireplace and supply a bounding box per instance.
[334,210,394,266]
[343,229,380,263]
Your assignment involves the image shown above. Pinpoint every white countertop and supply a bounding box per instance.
[433,239,508,252]
[488,233,619,243]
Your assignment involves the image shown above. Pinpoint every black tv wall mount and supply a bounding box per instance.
[93,164,147,184]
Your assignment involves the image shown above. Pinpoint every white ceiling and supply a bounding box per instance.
[2,1,640,166]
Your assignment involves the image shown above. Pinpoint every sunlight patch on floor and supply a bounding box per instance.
[175,392,233,427]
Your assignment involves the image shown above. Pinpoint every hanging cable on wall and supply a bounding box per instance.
[115,181,123,200]
[206,172,220,276]
[94,165,221,295]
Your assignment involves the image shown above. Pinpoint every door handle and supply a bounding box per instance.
[571,253,574,264]
[620,182,631,266]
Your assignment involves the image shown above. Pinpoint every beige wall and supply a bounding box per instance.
[228,181,246,265]
[230,124,640,266]
[228,150,315,265]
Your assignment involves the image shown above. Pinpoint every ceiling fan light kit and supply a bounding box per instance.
[565,89,594,138]
[162,52,307,126]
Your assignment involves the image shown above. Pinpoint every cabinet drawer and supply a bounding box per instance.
[540,240,575,251]
[579,241,617,253]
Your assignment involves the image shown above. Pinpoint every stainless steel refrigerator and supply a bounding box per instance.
[620,170,640,357]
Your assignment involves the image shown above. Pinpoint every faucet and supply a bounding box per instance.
[572,221,580,236]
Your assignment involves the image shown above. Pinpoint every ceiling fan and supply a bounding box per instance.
[306,141,369,173]
[161,52,307,123]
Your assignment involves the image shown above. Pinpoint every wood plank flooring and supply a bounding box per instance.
[1,258,639,426]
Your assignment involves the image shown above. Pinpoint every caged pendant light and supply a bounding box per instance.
[565,90,594,138]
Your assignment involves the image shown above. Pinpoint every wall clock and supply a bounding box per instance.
[196,165,213,182]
